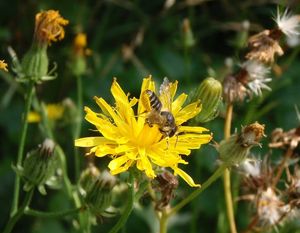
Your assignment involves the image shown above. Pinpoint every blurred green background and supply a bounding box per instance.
[1,0,300,232]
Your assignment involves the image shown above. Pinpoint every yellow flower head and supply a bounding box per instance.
[75,77,212,187]
[0,60,8,72]
[73,33,92,56]
[34,10,69,44]
[28,104,64,123]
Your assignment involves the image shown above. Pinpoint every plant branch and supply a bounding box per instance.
[11,81,35,216]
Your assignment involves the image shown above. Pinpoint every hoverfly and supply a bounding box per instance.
[141,77,177,138]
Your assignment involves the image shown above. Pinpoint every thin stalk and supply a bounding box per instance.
[11,81,35,216]
[272,148,293,187]
[25,206,83,218]
[74,75,83,180]
[159,209,168,233]
[169,163,227,216]
[4,190,34,233]
[223,103,237,233]
[108,171,135,233]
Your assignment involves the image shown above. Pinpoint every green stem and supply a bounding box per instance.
[4,190,34,233]
[74,75,83,180]
[223,103,237,233]
[11,81,35,216]
[24,206,83,218]
[169,164,227,216]
[159,210,168,233]
[108,172,135,233]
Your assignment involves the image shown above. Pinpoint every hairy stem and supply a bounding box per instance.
[11,81,35,216]
[272,147,293,187]
[4,190,34,233]
[108,171,135,233]
[25,206,83,218]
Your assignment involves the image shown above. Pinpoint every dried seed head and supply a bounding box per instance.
[276,9,300,38]
[223,74,247,103]
[246,29,284,63]
[256,187,288,227]
[269,126,300,150]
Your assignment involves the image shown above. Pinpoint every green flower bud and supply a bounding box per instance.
[72,56,87,77]
[78,163,100,197]
[219,122,265,166]
[192,77,222,123]
[182,18,196,48]
[84,170,116,216]
[15,139,57,195]
[21,43,49,82]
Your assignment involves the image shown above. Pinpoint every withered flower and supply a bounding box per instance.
[152,170,178,211]
[246,29,284,63]
[256,187,289,228]
[223,60,271,103]
[269,126,300,150]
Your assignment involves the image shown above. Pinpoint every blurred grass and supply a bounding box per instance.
[1,0,300,233]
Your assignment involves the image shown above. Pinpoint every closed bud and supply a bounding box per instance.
[182,18,195,48]
[14,139,57,195]
[219,122,265,166]
[191,77,222,123]
[21,43,49,82]
[78,163,100,197]
[84,170,116,216]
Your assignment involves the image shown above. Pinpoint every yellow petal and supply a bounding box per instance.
[175,101,202,125]
[172,93,187,115]
[108,155,130,171]
[75,136,112,147]
[173,167,201,187]
[178,126,210,133]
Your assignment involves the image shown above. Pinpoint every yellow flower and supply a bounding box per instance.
[0,60,8,72]
[75,77,212,187]
[27,104,64,123]
[34,10,69,44]
[73,33,92,56]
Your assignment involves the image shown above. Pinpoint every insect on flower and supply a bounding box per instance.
[142,77,177,138]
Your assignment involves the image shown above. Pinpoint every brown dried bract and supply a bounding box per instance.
[152,170,178,211]
[269,127,300,150]
[246,29,284,63]
[223,74,247,103]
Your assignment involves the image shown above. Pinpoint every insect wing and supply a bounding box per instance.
[159,77,172,112]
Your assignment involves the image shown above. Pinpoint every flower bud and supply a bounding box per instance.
[84,170,116,216]
[219,122,265,166]
[182,18,195,48]
[21,44,49,81]
[18,139,56,194]
[78,163,100,197]
[191,77,222,123]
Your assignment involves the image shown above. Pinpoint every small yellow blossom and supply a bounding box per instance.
[34,10,69,44]
[0,60,8,72]
[73,33,92,56]
[75,76,212,187]
[27,104,64,123]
